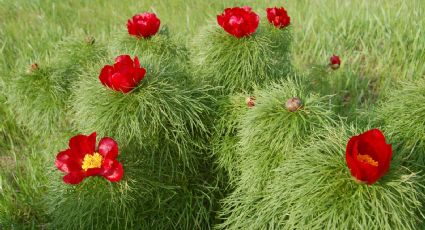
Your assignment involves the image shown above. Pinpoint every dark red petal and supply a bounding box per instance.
[330,55,341,65]
[85,168,102,177]
[217,15,225,27]
[345,135,359,158]
[103,162,123,182]
[100,158,117,176]
[360,129,385,141]
[134,56,140,68]
[110,72,136,93]
[55,149,82,173]
[146,17,160,37]
[356,160,380,184]
[133,67,146,83]
[99,65,114,87]
[346,137,363,178]
[98,137,119,159]
[346,152,362,180]
[63,172,85,184]
[266,8,276,22]
[127,20,137,36]
[69,132,96,157]
[115,55,133,66]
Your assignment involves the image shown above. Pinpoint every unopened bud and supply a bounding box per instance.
[85,36,95,45]
[27,63,38,73]
[245,96,256,108]
[285,97,302,112]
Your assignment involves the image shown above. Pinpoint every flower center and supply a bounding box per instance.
[82,152,103,171]
[357,153,378,167]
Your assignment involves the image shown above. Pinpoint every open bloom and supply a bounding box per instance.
[330,55,341,69]
[266,7,291,28]
[217,6,259,38]
[127,12,160,38]
[346,129,392,185]
[55,132,123,184]
[99,55,146,93]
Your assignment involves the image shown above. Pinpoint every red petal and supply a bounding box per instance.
[133,67,146,83]
[266,8,276,22]
[110,72,136,93]
[69,132,96,157]
[217,15,224,26]
[98,137,119,159]
[357,160,380,184]
[346,138,364,179]
[100,158,117,176]
[115,55,133,67]
[55,149,82,173]
[99,65,114,87]
[103,162,123,182]
[63,172,85,184]
[346,152,362,180]
[85,168,102,177]
[360,129,385,142]
[242,6,252,12]
[127,20,137,36]
[134,56,140,68]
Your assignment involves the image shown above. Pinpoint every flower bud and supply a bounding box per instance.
[27,63,39,73]
[285,97,302,112]
[85,36,95,45]
[330,55,341,70]
[245,96,256,108]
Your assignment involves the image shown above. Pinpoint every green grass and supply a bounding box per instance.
[1,0,425,228]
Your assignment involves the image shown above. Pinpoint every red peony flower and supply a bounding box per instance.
[217,6,260,38]
[55,132,124,184]
[127,12,161,38]
[346,129,392,185]
[266,7,291,28]
[99,55,146,93]
[330,55,341,69]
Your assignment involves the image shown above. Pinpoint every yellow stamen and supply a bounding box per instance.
[82,152,103,171]
[357,153,378,167]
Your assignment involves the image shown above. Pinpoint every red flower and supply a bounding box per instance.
[127,12,161,38]
[330,55,341,69]
[55,132,124,184]
[217,6,259,38]
[266,7,291,28]
[99,55,146,93]
[346,129,392,185]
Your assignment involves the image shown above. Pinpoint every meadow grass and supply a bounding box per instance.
[1,0,425,228]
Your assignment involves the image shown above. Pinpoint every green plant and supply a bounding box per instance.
[191,21,292,95]
[234,123,424,229]
[218,78,336,228]
[111,29,189,74]
[210,94,253,182]
[71,56,214,171]
[375,78,425,165]
[47,139,219,230]
[6,38,107,137]
[0,144,50,229]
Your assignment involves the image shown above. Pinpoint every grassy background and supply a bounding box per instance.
[0,0,424,227]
